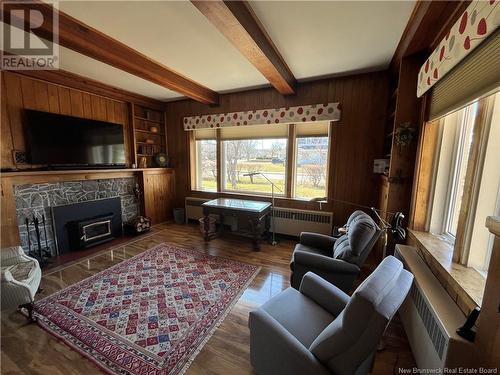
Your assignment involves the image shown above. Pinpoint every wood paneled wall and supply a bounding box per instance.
[1,71,133,169]
[165,71,389,226]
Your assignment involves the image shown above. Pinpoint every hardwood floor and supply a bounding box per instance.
[1,223,415,374]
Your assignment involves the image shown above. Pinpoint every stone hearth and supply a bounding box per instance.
[14,177,139,255]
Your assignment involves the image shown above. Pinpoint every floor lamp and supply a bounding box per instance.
[243,172,282,246]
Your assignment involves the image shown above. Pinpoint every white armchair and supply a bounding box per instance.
[1,246,42,321]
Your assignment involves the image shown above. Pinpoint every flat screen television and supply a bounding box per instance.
[25,110,126,168]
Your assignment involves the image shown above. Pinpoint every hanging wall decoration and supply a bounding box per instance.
[183,102,341,130]
[417,0,499,97]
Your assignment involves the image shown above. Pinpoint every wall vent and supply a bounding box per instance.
[409,282,447,359]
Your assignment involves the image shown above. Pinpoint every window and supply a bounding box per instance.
[294,121,329,198]
[428,92,500,273]
[430,103,476,238]
[222,138,287,195]
[192,129,217,192]
[189,121,331,200]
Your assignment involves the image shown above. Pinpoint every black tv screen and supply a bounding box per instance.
[25,110,126,167]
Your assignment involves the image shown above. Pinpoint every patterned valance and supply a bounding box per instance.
[417,0,499,97]
[183,102,341,130]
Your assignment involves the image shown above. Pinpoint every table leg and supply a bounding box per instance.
[265,213,271,241]
[203,210,210,241]
[252,218,262,251]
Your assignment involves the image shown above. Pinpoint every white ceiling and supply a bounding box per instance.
[55,0,415,101]
[250,1,415,79]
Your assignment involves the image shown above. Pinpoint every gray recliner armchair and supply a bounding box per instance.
[249,256,413,375]
[290,210,381,292]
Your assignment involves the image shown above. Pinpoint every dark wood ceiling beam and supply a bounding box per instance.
[1,1,219,104]
[192,0,296,95]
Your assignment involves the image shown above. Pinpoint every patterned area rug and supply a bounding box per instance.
[34,243,260,374]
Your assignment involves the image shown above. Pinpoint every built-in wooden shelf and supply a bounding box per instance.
[133,116,164,124]
[135,129,164,136]
[131,104,167,168]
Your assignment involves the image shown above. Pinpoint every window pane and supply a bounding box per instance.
[295,137,328,199]
[195,140,217,191]
[222,139,287,194]
[446,103,476,236]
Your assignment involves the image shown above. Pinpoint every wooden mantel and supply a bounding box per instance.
[0,168,174,248]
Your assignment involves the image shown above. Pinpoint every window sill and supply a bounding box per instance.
[408,230,485,314]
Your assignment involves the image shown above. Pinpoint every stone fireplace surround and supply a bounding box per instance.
[14,177,139,255]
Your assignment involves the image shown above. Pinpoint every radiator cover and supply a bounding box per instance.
[395,245,474,370]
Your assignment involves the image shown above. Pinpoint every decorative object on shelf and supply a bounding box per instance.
[145,138,154,144]
[131,163,137,169]
[138,144,154,156]
[394,122,416,148]
[124,216,151,235]
[417,0,500,96]
[183,102,341,130]
[149,125,159,133]
[154,153,169,167]
[139,156,147,169]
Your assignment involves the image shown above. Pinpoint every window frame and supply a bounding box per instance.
[189,122,332,201]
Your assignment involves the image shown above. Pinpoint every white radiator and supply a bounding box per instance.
[185,197,332,237]
[271,207,332,237]
[395,245,474,370]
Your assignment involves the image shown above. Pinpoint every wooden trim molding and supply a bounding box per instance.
[2,1,219,104]
[409,119,441,231]
[453,96,493,263]
[191,0,296,95]
[285,124,296,198]
[216,129,223,192]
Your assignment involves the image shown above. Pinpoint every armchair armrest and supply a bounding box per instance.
[299,232,336,253]
[299,272,350,317]
[293,250,360,274]
[249,308,330,375]
[1,246,25,266]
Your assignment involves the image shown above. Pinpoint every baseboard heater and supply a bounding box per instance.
[185,197,333,237]
[395,245,474,370]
